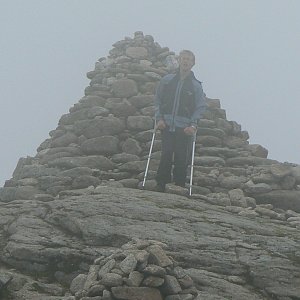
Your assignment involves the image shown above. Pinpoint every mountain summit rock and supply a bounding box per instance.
[0,32,299,299]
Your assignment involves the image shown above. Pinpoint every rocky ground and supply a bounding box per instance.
[0,186,299,299]
[1,31,300,299]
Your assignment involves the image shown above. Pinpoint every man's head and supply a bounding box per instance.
[178,50,195,74]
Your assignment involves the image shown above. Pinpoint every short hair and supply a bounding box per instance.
[179,50,195,63]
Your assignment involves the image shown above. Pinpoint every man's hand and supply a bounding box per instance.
[156,120,166,130]
[184,126,197,136]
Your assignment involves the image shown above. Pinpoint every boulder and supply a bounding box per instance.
[81,136,119,155]
[255,190,300,212]
[112,79,138,98]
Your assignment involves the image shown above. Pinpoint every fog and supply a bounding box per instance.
[1,0,299,186]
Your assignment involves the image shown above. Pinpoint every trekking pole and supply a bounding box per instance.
[189,131,197,196]
[142,121,157,188]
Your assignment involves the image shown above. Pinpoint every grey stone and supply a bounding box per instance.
[122,138,142,155]
[228,189,248,208]
[172,266,187,279]
[247,144,268,158]
[112,153,139,163]
[38,175,72,190]
[178,275,194,289]
[255,190,300,212]
[104,98,136,117]
[125,271,144,287]
[127,116,154,131]
[291,165,300,183]
[12,156,34,177]
[162,275,182,294]
[244,181,272,194]
[227,157,278,166]
[70,274,87,295]
[187,268,264,300]
[112,79,138,98]
[205,192,231,206]
[118,178,139,188]
[100,273,123,287]
[197,136,222,147]
[98,260,116,278]
[143,275,164,287]
[254,207,279,219]
[129,249,149,263]
[81,136,119,155]
[197,127,225,139]
[165,296,181,300]
[251,172,275,184]
[238,209,259,218]
[147,245,173,268]
[60,167,94,178]
[111,286,163,300]
[77,116,125,139]
[194,156,226,168]
[17,177,39,186]
[126,46,148,59]
[193,173,218,187]
[59,110,90,125]
[50,132,78,148]
[143,265,166,276]
[34,193,55,202]
[280,175,296,189]
[79,95,107,107]
[83,265,100,291]
[14,164,59,180]
[244,196,257,208]
[72,175,100,189]
[219,175,247,189]
[119,254,137,274]
[128,95,154,108]
[2,186,39,201]
[270,164,292,178]
[87,106,110,118]
[87,284,105,297]
[119,161,146,173]
[102,289,112,300]
[47,156,114,171]
[198,147,239,158]
[141,105,155,116]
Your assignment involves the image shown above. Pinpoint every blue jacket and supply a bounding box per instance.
[155,71,207,131]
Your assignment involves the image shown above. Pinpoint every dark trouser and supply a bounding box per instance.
[156,128,192,187]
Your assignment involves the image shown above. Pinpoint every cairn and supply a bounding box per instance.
[71,239,198,300]
[1,31,300,221]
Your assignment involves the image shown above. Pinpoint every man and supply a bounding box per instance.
[154,50,207,192]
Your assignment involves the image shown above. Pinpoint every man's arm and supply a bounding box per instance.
[154,74,174,121]
[154,74,175,129]
[154,79,166,130]
[154,79,164,122]
[184,81,207,136]
[190,81,207,126]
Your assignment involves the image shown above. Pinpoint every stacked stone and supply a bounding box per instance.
[70,239,198,300]
[1,31,300,215]
[1,31,176,199]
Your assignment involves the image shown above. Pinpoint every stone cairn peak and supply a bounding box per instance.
[71,239,198,300]
[1,31,300,225]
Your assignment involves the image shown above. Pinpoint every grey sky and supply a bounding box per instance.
[1,0,299,186]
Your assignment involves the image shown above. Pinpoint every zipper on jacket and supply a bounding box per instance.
[171,80,183,131]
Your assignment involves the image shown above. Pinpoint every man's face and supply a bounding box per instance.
[179,53,195,73]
